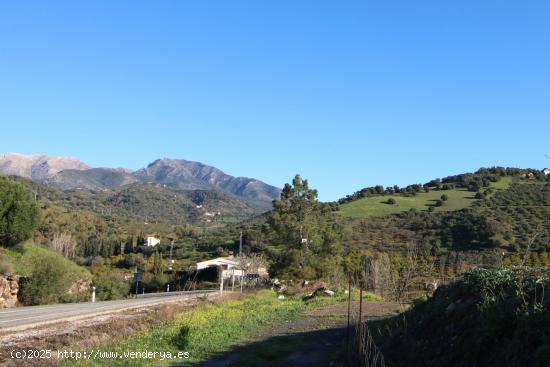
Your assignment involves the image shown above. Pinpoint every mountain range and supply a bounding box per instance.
[0,153,280,211]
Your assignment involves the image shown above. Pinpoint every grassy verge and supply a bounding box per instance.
[65,289,380,367]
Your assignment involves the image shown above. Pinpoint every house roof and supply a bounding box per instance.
[196,257,239,270]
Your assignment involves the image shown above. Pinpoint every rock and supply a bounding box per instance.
[446,298,476,314]
[0,275,22,308]
[302,280,309,286]
[323,290,334,297]
[278,295,285,300]
[68,278,92,299]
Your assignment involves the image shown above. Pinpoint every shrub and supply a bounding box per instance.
[387,198,397,205]
[93,272,130,300]
[19,251,76,305]
[441,194,448,201]
[0,259,13,275]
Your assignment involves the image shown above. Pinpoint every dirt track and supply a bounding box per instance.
[195,301,403,367]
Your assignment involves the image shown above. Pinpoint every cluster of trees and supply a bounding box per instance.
[339,183,425,204]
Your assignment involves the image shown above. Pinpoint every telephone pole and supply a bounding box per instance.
[239,231,243,256]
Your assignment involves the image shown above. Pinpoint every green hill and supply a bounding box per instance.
[339,176,514,218]
[339,187,477,218]
[338,171,550,267]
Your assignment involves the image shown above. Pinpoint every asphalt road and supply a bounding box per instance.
[0,290,217,331]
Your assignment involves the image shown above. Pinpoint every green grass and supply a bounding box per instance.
[339,178,518,219]
[339,188,477,218]
[0,241,90,278]
[65,289,380,367]
[489,176,514,190]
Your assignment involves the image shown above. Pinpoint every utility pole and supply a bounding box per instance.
[168,240,174,271]
[239,231,243,256]
[219,266,224,294]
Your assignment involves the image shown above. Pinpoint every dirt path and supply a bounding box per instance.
[193,301,402,367]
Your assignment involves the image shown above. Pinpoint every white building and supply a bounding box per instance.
[543,168,550,176]
[146,236,161,247]
[195,257,243,279]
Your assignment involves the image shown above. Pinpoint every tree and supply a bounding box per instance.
[152,251,163,276]
[268,175,334,247]
[0,177,41,247]
[267,175,341,280]
[475,192,486,200]
[48,233,77,258]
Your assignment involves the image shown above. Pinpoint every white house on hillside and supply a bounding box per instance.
[543,168,550,176]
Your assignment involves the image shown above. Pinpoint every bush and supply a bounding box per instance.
[373,267,550,367]
[93,272,130,300]
[435,200,443,207]
[0,177,41,247]
[441,194,448,201]
[19,252,76,305]
[387,198,397,205]
[0,259,13,275]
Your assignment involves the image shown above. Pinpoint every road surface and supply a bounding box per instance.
[0,290,217,331]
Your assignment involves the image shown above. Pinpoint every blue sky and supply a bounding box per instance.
[1,1,549,201]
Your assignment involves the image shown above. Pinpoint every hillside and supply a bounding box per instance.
[339,187,479,218]
[134,158,280,209]
[0,153,281,210]
[338,169,550,267]
[0,241,90,279]
[45,167,139,190]
[12,177,260,227]
[0,153,89,181]
[339,175,515,218]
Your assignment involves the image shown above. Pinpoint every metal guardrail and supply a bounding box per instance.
[136,289,218,299]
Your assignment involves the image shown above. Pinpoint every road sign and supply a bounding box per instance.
[133,272,142,282]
